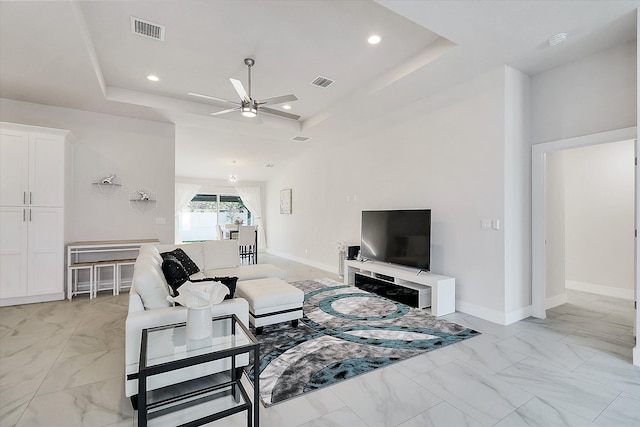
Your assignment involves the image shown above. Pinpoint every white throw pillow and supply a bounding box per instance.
[202,240,240,270]
[132,260,171,310]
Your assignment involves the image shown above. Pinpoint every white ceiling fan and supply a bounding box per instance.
[189,58,300,121]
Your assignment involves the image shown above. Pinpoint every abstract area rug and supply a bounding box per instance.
[245,278,480,406]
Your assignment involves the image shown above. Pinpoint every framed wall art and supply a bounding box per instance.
[280,189,292,214]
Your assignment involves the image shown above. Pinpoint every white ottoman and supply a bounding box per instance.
[235,278,304,334]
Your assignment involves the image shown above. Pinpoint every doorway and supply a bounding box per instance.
[531,126,639,366]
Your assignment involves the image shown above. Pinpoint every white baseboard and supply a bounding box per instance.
[455,300,530,325]
[264,248,337,276]
[634,345,640,367]
[565,280,635,301]
[0,292,64,307]
[545,292,568,310]
[505,305,532,324]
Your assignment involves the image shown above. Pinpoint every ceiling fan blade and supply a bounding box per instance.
[230,78,250,103]
[260,106,301,121]
[257,94,298,106]
[188,92,238,105]
[210,107,240,116]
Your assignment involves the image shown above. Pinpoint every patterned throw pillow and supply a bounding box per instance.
[161,248,200,276]
[160,255,189,295]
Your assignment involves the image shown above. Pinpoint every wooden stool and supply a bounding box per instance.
[67,262,95,300]
[94,261,117,297]
[115,258,137,295]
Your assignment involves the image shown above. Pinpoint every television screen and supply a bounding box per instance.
[360,209,431,270]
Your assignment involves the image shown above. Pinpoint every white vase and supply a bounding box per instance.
[186,306,213,340]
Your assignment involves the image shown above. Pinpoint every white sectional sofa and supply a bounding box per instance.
[124,239,286,408]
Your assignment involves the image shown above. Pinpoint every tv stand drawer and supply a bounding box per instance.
[355,273,431,308]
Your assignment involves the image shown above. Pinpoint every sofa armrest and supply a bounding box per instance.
[124,297,250,397]
[128,292,145,313]
[125,305,190,367]
[125,298,250,367]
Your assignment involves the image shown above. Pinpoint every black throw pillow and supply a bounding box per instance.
[161,248,200,276]
[214,276,238,300]
[161,255,190,295]
[191,276,238,300]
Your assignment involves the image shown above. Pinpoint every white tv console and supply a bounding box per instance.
[343,260,455,316]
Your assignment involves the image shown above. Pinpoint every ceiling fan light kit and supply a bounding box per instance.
[241,101,257,118]
[192,58,300,121]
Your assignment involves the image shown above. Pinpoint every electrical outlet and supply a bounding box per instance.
[155,217,166,225]
[481,220,492,230]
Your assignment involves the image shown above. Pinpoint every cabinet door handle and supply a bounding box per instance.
[23,191,26,205]
[30,192,33,205]
[23,209,26,222]
[29,209,32,222]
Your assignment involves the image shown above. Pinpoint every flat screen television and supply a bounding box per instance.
[360,209,431,271]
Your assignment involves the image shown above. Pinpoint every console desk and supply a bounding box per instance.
[67,239,159,299]
[344,260,455,316]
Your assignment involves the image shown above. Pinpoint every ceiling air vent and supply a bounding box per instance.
[290,136,310,142]
[131,17,165,41]
[310,76,334,88]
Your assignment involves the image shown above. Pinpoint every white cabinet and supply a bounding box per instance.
[0,123,72,306]
[0,128,66,207]
[0,207,28,299]
[344,260,456,316]
[0,130,28,207]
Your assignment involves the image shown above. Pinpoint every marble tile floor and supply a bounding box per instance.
[1,253,638,427]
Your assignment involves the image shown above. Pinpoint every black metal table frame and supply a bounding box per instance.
[137,314,260,427]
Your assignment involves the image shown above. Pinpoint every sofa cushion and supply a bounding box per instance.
[135,252,161,270]
[202,240,240,270]
[161,255,190,295]
[138,244,162,264]
[132,260,171,310]
[161,248,200,276]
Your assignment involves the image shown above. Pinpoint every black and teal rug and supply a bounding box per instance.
[245,278,479,406]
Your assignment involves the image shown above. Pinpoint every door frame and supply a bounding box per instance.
[531,126,638,366]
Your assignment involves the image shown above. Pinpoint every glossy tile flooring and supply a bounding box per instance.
[1,253,638,426]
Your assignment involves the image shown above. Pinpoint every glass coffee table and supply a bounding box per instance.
[137,313,260,426]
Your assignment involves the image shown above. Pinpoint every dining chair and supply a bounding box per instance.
[237,225,257,264]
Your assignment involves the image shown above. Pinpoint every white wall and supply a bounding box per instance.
[545,150,567,305]
[531,40,637,144]
[532,39,637,302]
[0,98,175,244]
[504,66,531,319]
[564,140,635,299]
[267,67,511,321]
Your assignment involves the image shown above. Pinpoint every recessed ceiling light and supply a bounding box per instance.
[548,33,567,47]
[147,75,160,82]
[368,35,381,45]
[282,105,292,110]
